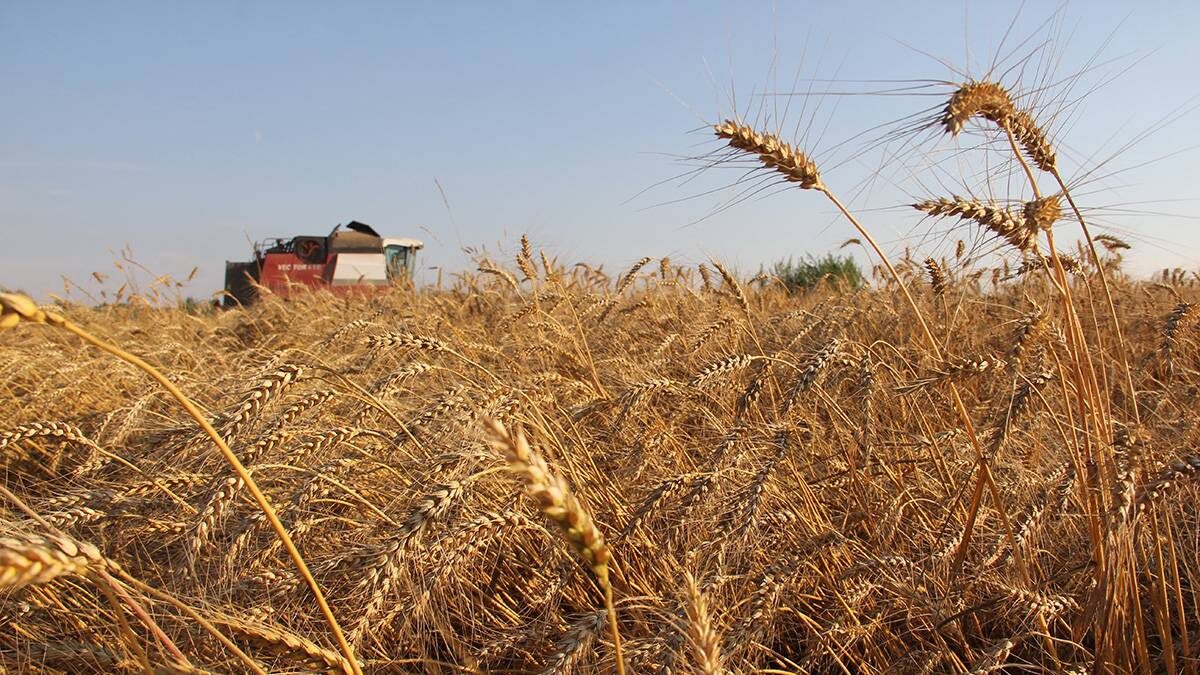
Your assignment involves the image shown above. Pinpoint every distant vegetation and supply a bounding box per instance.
[771,253,864,293]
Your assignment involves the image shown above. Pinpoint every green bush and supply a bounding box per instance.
[179,296,219,315]
[772,254,864,293]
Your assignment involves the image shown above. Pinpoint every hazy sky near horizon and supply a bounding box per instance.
[2,1,1198,300]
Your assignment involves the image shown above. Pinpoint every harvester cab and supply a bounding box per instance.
[383,237,423,281]
[222,221,423,307]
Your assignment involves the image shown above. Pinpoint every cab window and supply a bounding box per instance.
[384,246,410,280]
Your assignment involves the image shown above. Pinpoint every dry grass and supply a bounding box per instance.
[2,51,1199,675]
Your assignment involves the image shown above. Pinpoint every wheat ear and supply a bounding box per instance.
[942,81,1013,135]
[482,418,626,675]
[210,611,352,673]
[0,531,106,591]
[714,119,823,189]
[942,81,1056,172]
[684,572,723,674]
[913,196,1038,253]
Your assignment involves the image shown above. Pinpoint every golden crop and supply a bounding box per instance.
[1,70,1198,673]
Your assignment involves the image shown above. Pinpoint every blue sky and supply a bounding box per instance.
[2,1,1197,300]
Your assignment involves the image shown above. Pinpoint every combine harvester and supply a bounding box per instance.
[223,221,423,307]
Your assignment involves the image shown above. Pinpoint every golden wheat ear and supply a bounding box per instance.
[942,81,1014,135]
[0,532,106,591]
[714,120,823,190]
[1023,194,1063,231]
[1,292,62,329]
[483,419,611,585]
[684,572,723,675]
[482,418,626,675]
[942,81,1057,172]
[913,196,1040,253]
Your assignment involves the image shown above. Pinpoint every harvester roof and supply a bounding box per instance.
[383,237,424,249]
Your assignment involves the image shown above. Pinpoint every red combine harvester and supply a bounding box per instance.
[222,221,423,307]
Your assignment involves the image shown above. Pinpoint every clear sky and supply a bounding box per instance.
[2,1,1197,301]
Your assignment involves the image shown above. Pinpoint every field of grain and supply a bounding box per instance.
[3,77,1199,674]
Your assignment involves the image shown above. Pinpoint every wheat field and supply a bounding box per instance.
[2,72,1199,674]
